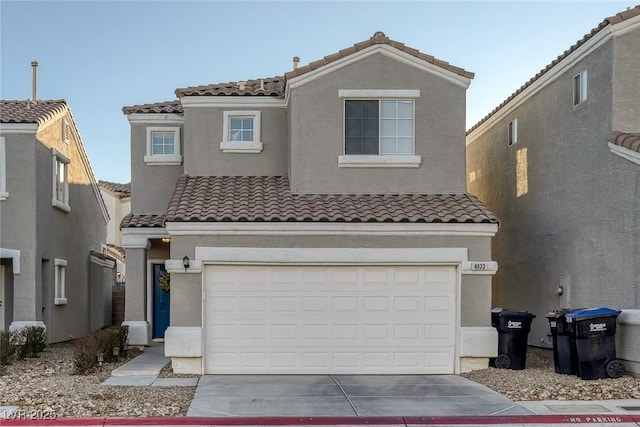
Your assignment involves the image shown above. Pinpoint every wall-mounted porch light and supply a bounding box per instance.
[183,255,190,272]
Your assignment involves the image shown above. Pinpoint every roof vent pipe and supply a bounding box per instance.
[31,61,38,103]
[293,56,300,70]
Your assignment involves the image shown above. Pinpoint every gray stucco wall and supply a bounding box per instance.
[129,122,184,215]
[288,52,468,194]
[1,114,108,342]
[0,133,38,324]
[466,35,640,345]
[183,107,288,176]
[34,114,109,342]
[168,232,494,329]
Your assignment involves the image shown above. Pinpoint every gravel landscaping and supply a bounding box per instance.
[1,342,639,418]
[462,347,640,401]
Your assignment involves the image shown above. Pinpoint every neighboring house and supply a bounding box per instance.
[466,7,640,374]
[0,99,115,342]
[121,31,500,375]
[99,180,131,281]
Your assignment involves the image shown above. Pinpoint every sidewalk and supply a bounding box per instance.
[101,343,198,387]
[7,345,631,427]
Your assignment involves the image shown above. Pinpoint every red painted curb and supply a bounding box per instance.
[1,414,640,426]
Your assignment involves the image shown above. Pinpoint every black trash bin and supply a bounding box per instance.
[565,307,625,380]
[546,308,583,375]
[491,308,536,370]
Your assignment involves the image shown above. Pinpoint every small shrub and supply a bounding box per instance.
[73,334,101,375]
[0,331,15,366]
[73,325,129,374]
[11,326,47,359]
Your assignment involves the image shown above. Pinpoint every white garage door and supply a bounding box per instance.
[204,265,457,374]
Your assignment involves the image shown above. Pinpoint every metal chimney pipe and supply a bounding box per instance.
[31,61,38,102]
[293,56,300,70]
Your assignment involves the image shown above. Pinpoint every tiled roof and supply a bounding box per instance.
[99,180,131,197]
[120,214,165,228]
[175,76,285,97]
[0,99,67,124]
[164,175,498,224]
[106,244,126,261]
[608,131,640,153]
[285,31,474,81]
[467,6,640,134]
[122,100,183,115]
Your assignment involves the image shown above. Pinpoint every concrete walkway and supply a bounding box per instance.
[102,343,198,387]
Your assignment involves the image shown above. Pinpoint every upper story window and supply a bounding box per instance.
[0,137,7,201]
[345,100,414,155]
[220,111,263,153]
[338,90,421,168]
[52,148,70,212]
[144,126,182,165]
[508,118,518,146]
[573,70,588,107]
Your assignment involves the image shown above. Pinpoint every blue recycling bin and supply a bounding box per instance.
[565,307,625,380]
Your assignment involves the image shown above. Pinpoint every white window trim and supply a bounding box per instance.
[54,258,67,305]
[0,137,7,200]
[338,89,421,99]
[508,118,518,146]
[51,148,71,212]
[573,69,588,107]
[339,92,421,167]
[220,111,263,153]
[145,126,182,165]
[338,154,422,168]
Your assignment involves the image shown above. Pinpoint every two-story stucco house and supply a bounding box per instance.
[0,98,114,342]
[466,7,640,374]
[122,32,500,375]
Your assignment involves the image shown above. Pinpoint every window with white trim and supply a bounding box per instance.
[144,126,182,164]
[338,90,421,168]
[573,70,588,107]
[0,137,7,200]
[220,111,263,153]
[345,99,414,155]
[52,148,70,212]
[508,118,518,146]
[54,258,67,305]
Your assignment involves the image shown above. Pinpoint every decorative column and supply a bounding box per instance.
[121,237,150,346]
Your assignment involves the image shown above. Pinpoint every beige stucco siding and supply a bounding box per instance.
[183,107,288,176]
[289,52,468,194]
[168,233,494,329]
[130,122,184,214]
[612,27,640,131]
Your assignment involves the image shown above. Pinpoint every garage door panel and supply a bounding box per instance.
[205,265,457,374]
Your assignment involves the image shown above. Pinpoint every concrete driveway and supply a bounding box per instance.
[187,374,534,417]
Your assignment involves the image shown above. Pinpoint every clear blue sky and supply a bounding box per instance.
[1,1,635,183]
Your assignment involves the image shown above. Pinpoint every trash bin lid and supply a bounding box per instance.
[492,307,536,318]
[565,307,621,320]
[545,308,585,319]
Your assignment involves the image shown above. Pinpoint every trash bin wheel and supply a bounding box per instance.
[605,359,625,379]
[495,354,511,369]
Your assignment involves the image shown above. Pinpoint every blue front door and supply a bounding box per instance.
[152,264,170,339]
